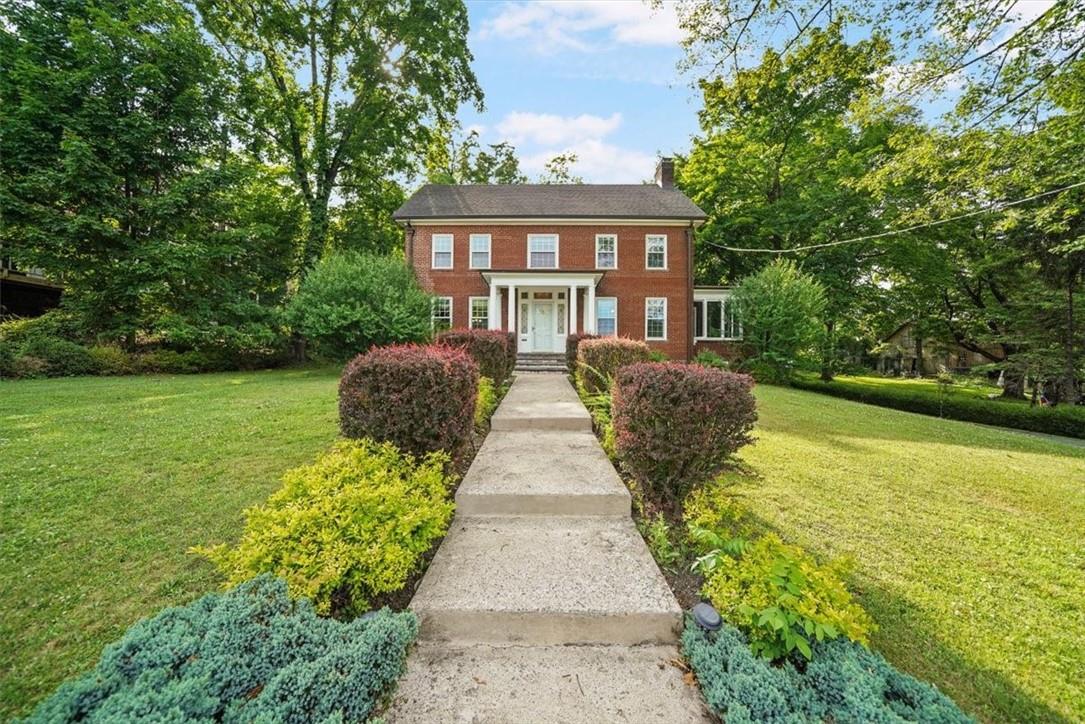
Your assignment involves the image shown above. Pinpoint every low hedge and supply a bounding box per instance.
[791,376,1085,439]
[566,332,598,372]
[612,362,757,506]
[17,337,99,377]
[339,344,478,459]
[24,575,417,723]
[576,337,650,393]
[435,328,513,384]
[475,376,499,430]
[682,619,971,723]
[197,440,454,616]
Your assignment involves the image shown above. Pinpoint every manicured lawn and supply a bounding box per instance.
[731,385,1085,723]
[0,367,341,719]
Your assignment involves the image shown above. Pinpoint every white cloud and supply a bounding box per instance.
[478,0,682,52]
[495,111,623,146]
[522,139,657,184]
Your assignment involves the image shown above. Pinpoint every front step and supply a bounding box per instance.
[456,431,630,516]
[409,516,681,645]
[515,353,567,373]
[491,372,591,431]
[388,642,711,723]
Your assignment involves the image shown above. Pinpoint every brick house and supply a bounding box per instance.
[393,158,742,361]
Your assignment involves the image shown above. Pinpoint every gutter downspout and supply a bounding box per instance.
[686,222,695,362]
[404,222,416,277]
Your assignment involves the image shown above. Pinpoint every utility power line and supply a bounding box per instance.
[703,178,1085,254]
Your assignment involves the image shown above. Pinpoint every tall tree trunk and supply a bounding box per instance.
[820,319,835,381]
[304,194,330,267]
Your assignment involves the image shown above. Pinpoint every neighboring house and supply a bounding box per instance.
[875,321,993,376]
[393,158,742,361]
[0,256,62,318]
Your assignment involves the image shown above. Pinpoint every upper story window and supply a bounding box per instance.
[470,234,491,269]
[432,234,453,269]
[595,234,617,269]
[527,234,558,269]
[645,297,667,340]
[645,234,667,269]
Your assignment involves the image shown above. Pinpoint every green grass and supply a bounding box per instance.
[730,385,1085,723]
[0,367,341,719]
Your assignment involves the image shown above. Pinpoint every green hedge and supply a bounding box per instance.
[683,619,972,723]
[791,376,1085,439]
[23,576,417,723]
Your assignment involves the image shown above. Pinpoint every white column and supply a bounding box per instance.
[488,281,500,330]
[569,284,578,335]
[507,285,516,336]
[586,283,596,334]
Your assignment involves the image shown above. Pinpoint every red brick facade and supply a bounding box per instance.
[407,223,695,360]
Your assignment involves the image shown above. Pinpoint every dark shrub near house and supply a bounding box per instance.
[24,576,417,724]
[18,336,99,377]
[339,344,478,459]
[612,363,756,506]
[566,333,598,372]
[435,328,513,384]
[576,337,650,393]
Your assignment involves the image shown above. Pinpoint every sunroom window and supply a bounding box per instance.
[694,297,741,340]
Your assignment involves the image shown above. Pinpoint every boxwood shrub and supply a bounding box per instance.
[612,362,757,505]
[197,439,454,616]
[576,337,650,393]
[683,619,971,723]
[566,332,598,372]
[17,337,99,377]
[340,343,478,459]
[435,328,513,384]
[791,375,1085,439]
[23,576,417,724]
[475,376,500,430]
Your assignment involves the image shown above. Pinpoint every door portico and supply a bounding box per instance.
[482,272,603,353]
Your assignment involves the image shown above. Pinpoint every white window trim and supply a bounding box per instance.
[469,233,491,270]
[526,233,560,269]
[645,234,668,270]
[645,297,667,341]
[432,296,453,330]
[595,233,617,270]
[596,296,618,336]
[468,296,490,329]
[693,293,742,341]
[431,233,454,269]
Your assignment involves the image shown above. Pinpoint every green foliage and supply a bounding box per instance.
[435,328,514,385]
[575,379,618,459]
[426,119,526,184]
[642,514,685,570]
[17,338,98,377]
[694,349,730,370]
[647,349,670,362]
[682,619,971,724]
[475,376,499,429]
[537,152,583,184]
[22,575,417,723]
[792,374,1085,439]
[698,533,875,662]
[733,260,827,381]
[575,337,651,393]
[287,252,433,361]
[0,311,87,348]
[86,345,134,376]
[0,343,16,379]
[197,440,454,616]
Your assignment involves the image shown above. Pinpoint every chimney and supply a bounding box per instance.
[654,157,674,189]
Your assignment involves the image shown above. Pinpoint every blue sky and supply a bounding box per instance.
[458,1,701,183]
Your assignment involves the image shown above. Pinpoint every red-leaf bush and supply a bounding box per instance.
[612,362,757,507]
[566,333,598,372]
[576,337,650,393]
[339,344,478,459]
[435,329,513,385]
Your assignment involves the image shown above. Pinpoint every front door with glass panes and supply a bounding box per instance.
[518,289,567,352]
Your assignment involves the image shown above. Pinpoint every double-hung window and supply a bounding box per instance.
[469,297,489,329]
[645,234,667,269]
[693,295,741,339]
[432,297,452,331]
[432,234,453,269]
[595,234,617,269]
[596,297,617,336]
[469,234,491,269]
[645,297,667,340]
[527,234,558,269]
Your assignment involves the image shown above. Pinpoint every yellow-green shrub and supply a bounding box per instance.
[684,479,758,540]
[196,439,455,616]
[475,376,499,429]
[87,344,133,375]
[700,534,875,661]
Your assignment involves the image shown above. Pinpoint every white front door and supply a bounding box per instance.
[532,302,554,352]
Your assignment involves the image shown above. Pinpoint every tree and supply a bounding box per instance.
[285,251,432,360]
[732,259,827,381]
[538,152,584,184]
[196,0,483,265]
[425,120,526,184]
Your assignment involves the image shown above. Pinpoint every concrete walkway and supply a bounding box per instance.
[388,373,709,723]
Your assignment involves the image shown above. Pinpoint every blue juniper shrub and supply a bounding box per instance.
[682,618,973,724]
[22,576,417,724]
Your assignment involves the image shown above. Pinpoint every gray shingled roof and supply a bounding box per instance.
[393,184,707,221]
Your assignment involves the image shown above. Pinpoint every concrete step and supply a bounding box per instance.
[513,365,568,373]
[410,515,682,645]
[491,373,592,431]
[387,642,711,723]
[457,431,630,516]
